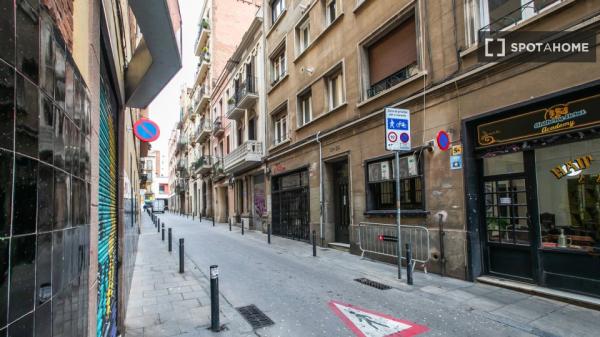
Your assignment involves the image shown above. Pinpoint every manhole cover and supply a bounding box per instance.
[236,305,275,329]
[354,278,392,290]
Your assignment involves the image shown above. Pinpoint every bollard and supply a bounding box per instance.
[212,216,215,227]
[268,223,271,244]
[241,222,244,235]
[406,243,413,285]
[161,224,165,241]
[179,238,184,273]
[193,213,195,221]
[312,230,317,257]
[157,220,160,233]
[210,265,220,332]
[229,219,231,231]
[168,228,172,252]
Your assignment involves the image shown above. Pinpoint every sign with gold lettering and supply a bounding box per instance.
[550,155,593,179]
[477,94,600,148]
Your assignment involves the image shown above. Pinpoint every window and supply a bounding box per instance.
[326,0,339,25]
[273,113,288,145]
[535,139,600,252]
[366,155,423,211]
[297,91,312,126]
[327,70,344,110]
[248,117,256,141]
[237,124,243,146]
[366,15,417,98]
[270,47,287,84]
[465,0,562,44]
[296,19,310,53]
[271,0,285,25]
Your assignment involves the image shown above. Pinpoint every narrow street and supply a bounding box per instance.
[126,213,600,337]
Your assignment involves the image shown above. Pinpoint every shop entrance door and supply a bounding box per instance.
[482,152,538,282]
[272,170,310,241]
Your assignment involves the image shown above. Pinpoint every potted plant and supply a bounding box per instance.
[202,18,209,29]
[227,97,236,105]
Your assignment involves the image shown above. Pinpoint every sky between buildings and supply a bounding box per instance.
[148,0,203,157]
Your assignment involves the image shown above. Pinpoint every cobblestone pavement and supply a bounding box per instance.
[123,214,254,337]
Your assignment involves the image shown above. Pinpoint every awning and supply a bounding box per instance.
[126,0,182,108]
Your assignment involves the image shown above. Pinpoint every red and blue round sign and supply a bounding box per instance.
[400,132,410,143]
[436,130,451,151]
[133,118,160,142]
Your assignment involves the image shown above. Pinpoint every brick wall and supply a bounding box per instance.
[42,0,74,50]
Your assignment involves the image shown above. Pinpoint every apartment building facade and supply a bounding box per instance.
[175,0,262,222]
[217,13,267,230]
[261,0,600,300]
[0,0,181,336]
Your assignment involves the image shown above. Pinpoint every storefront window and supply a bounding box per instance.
[536,139,600,252]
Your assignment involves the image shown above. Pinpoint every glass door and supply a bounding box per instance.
[482,152,537,281]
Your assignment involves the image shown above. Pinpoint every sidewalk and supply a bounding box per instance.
[125,212,600,337]
[178,214,600,337]
[123,214,254,337]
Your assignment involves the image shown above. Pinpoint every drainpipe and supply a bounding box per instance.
[316,131,324,247]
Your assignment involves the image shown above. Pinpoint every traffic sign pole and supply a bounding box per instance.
[395,150,402,280]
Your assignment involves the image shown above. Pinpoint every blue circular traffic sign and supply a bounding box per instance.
[436,130,450,151]
[400,132,410,143]
[133,118,160,142]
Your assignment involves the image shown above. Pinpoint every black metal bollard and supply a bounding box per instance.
[241,222,244,235]
[212,216,215,227]
[157,220,160,233]
[168,228,172,252]
[179,239,184,273]
[210,265,220,332]
[193,213,195,220]
[161,224,165,241]
[268,223,271,244]
[312,230,317,257]
[406,243,413,285]
[229,219,231,231]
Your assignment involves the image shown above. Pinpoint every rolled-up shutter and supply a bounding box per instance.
[97,80,118,337]
[368,16,417,86]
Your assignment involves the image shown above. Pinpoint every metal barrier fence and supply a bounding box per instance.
[355,222,430,273]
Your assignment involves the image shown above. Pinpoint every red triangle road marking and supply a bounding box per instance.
[328,300,429,337]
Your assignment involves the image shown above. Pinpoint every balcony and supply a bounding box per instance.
[195,19,211,56]
[367,63,418,99]
[194,52,211,88]
[212,157,225,180]
[223,140,263,174]
[175,140,186,155]
[193,156,213,175]
[212,116,224,137]
[194,118,212,144]
[194,85,210,115]
[226,95,243,121]
[236,76,259,110]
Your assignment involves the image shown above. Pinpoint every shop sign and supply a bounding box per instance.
[550,155,593,179]
[477,94,600,148]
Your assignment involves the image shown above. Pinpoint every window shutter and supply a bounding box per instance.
[368,16,417,86]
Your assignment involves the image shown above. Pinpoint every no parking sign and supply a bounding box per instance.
[133,118,160,142]
[385,108,410,151]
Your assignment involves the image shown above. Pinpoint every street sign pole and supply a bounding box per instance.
[385,107,410,281]
[395,150,402,280]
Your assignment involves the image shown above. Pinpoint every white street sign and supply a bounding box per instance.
[329,301,429,337]
[385,108,411,151]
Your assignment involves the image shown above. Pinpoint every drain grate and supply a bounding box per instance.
[236,305,275,329]
[354,278,392,290]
